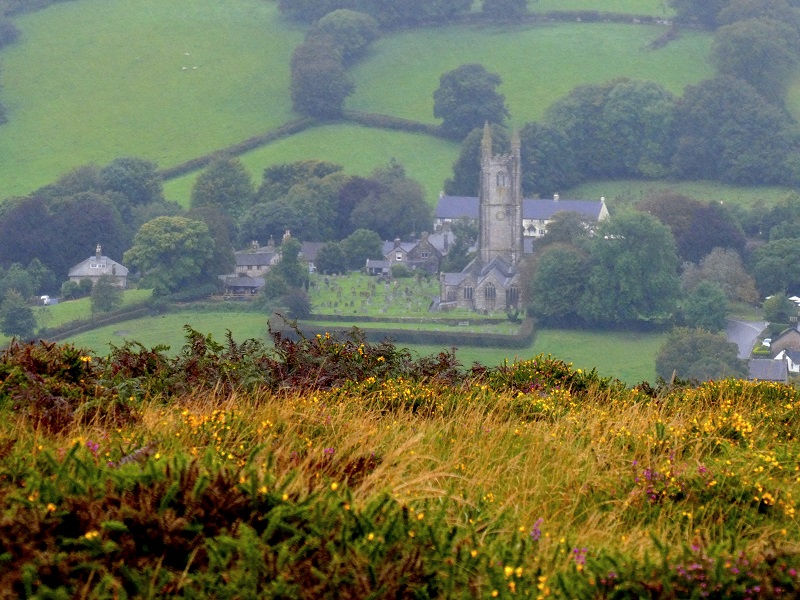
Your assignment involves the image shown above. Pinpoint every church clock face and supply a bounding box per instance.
[495,210,506,221]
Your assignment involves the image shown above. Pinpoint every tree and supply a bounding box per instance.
[350,161,432,240]
[290,36,354,118]
[527,243,589,323]
[99,157,164,213]
[712,18,800,103]
[752,238,800,296]
[91,275,123,315]
[655,328,747,382]
[682,281,728,332]
[672,76,797,185]
[518,122,580,197]
[545,79,677,180]
[440,218,477,273]
[669,0,730,28]
[0,263,35,300]
[275,236,308,289]
[433,64,509,140]
[284,288,312,319]
[190,157,253,220]
[717,0,800,29]
[315,241,348,274]
[680,247,758,303]
[186,206,236,284]
[763,292,795,322]
[482,0,527,19]
[539,211,592,248]
[579,211,680,326]
[258,160,344,203]
[123,216,215,296]
[341,229,383,270]
[310,10,380,61]
[0,289,35,339]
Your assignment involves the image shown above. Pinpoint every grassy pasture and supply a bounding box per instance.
[163,124,460,207]
[347,23,713,126]
[0,0,303,199]
[63,307,663,383]
[526,0,673,15]
[568,178,795,210]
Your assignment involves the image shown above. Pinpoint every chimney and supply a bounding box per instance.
[251,240,259,251]
[421,231,429,242]
[393,237,401,249]
[553,194,559,202]
[95,244,102,260]
[267,236,275,248]
[283,230,291,242]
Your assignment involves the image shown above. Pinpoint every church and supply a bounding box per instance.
[438,124,608,312]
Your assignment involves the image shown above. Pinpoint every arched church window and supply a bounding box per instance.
[496,172,507,187]
[485,284,496,300]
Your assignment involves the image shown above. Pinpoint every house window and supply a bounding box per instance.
[421,251,429,259]
[485,284,496,300]
[464,287,473,300]
[89,263,107,269]
[395,252,403,261]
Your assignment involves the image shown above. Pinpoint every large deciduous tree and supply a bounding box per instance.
[99,157,164,212]
[123,216,215,296]
[290,36,354,118]
[681,281,728,332]
[752,237,800,296]
[579,211,680,326]
[433,64,509,140]
[518,122,580,197]
[712,18,800,103]
[655,327,747,382]
[672,76,798,185]
[527,243,589,323]
[0,289,35,339]
[91,274,123,315]
[680,247,758,303]
[309,10,380,61]
[669,0,730,28]
[349,161,432,239]
[190,157,253,220]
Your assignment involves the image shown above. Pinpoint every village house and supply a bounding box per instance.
[68,245,128,288]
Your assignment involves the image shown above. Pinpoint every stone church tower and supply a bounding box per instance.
[479,123,523,266]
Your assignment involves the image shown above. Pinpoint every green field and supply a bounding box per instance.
[163,124,460,207]
[567,179,795,210]
[0,289,152,347]
[348,23,713,126]
[64,309,664,383]
[0,0,303,198]
[527,0,672,14]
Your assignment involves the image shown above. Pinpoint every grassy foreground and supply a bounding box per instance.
[1,330,799,597]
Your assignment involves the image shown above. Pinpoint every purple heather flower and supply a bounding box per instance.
[530,518,543,541]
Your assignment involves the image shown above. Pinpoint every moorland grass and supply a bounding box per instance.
[2,337,799,595]
[568,178,795,209]
[347,22,713,126]
[163,124,461,207]
[0,0,303,198]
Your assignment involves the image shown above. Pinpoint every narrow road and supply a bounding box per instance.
[726,319,768,359]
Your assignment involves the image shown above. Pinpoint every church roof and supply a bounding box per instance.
[435,195,605,221]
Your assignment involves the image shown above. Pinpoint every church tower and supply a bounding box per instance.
[478,123,523,265]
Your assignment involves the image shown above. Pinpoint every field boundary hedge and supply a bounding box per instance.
[279,316,536,348]
[39,304,155,342]
[157,117,318,181]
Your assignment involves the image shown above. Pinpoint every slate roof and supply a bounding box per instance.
[434,196,605,221]
[748,359,789,382]
[785,350,800,364]
[300,242,324,262]
[221,275,264,289]
[382,241,417,256]
[68,255,128,278]
[235,252,275,267]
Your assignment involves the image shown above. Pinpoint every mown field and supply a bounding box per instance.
[1,334,799,596]
[63,309,665,383]
[163,124,460,207]
[568,179,796,209]
[526,0,672,14]
[0,0,303,198]
[347,23,713,126]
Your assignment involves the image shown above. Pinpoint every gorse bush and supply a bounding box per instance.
[2,327,800,596]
